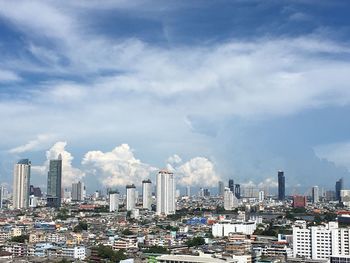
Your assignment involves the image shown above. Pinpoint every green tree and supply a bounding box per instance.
[10,234,29,243]
[185,237,205,247]
[143,245,169,254]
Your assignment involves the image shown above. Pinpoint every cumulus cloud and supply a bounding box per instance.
[0,69,21,82]
[175,157,220,187]
[9,134,56,154]
[32,141,85,187]
[82,144,157,187]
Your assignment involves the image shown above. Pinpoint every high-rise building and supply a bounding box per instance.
[336,178,344,201]
[109,192,119,212]
[312,186,319,204]
[218,181,225,196]
[126,184,136,211]
[29,185,42,197]
[278,170,285,201]
[234,184,241,199]
[224,187,238,210]
[142,179,152,210]
[259,190,265,202]
[228,179,234,192]
[186,186,191,197]
[29,195,38,208]
[13,159,31,209]
[156,170,175,215]
[72,181,84,201]
[47,155,62,208]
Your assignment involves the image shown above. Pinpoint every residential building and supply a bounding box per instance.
[126,184,136,211]
[156,170,175,215]
[142,179,152,210]
[13,159,31,209]
[109,192,119,212]
[72,181,84,201]
[47,155,62,208]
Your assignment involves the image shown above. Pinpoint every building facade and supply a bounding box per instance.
[142,179,152,210]
[13,159,31,209]
[47,155,62,208]
[156,170,175,215]
[278,170,285,201]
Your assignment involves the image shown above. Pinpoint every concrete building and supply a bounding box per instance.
[109,192,119,212]
[142,179,152,210]
[71,181,84,201]
[156,170,175,215]
[340,190,350,207]
[224,187,238,210]
[258,191,265,202]
[293,195,307,208]
[156,254,243,263]
[212,221,257,236]
[0,186,3,209]
[293,221,350,260]
[218,181,225,196]
[312,186,319,204]
[61,246,86,260]
[278,170,285,201]
[13,159,31,209]
[126,184,136,211]
[47,155,62,208]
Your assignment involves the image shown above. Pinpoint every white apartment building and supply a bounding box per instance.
[224,188,238,210]
[109,192,119,212]
[126,185,136,211]
[156,170,175,215]
[61,246,86,260]
[13,159,31,209]
[142,179,152,210]
[293,221,350,260]
[212,221,257,237]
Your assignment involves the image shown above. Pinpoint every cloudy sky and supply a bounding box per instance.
[1,0,350,193]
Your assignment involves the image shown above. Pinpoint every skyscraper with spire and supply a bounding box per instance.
[47,154,62,208]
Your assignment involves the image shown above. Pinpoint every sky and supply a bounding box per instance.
[1,0,350,194]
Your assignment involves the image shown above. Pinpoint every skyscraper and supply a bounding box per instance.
[13,159,31,209]
[142,180,152,210]
[228,179,234,192]
[126,184,136,211]
[312,186,319,204]
[234,184,241,199]
[0,186,3,209]
[47,155,62,208]
[109,192,119,212]
[72,181,84,201]
[156,170,175,215]
[278,170,285,201]
[336,178,344,201]
[218,181,225,196]
[186,186,191,197]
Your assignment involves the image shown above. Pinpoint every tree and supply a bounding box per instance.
[185,237,205,247]
[143,245,169,254]
[10,235,29,243]
[95,245,127,262]
[73,221,88,232]
[122,229,133,236]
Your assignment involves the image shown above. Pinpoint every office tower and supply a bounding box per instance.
[29,185,42,197]
[312,186,319,204]
[186,186,191,197]
[224,187,238,210]
[204,188,210,197]
[142,180,152,210]
[278,170,285,201]
[126,184,136,211]
[336,178,344,201]
[293,195,307,208]
[259,190,265,202]
[156,170,175,215]
[72,181,84,201]
[218,181,225,196]
[47,155,62,208]
[198,188,205,197]
[13,159,31,209]
[109,192,119,212]
[0,186,3,209]
[228,179,234,192]
[234,184,241,199]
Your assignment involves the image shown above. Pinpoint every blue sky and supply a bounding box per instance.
[1,0,350,194]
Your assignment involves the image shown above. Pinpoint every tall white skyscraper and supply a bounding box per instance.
[72,181,84,201]
[142,180,152,210]
[13,159,31,209]
[312,186,319,204]
[156,170,175,215]
[126,184,136,211]
[109,192,119,212]
[224,187,238,210]
[259,190,265,202]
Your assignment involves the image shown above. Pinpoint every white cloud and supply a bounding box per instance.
[0,69,21,82]
[32,141,85,187]
[9,134,56,154]
[176,157,220,187]
[82,144,157,187]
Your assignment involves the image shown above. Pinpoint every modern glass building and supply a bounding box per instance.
[47,154,62,208]
[278,170,285,201]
